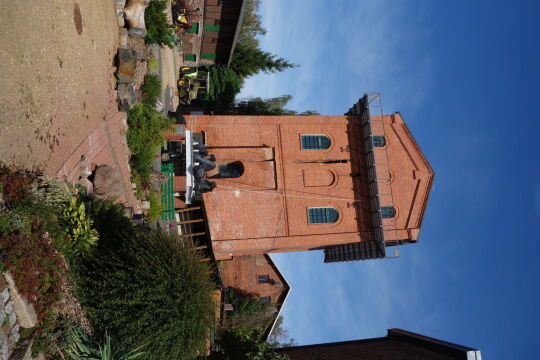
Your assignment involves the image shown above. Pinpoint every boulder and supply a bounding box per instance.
[92,165,123,197]
[3,273,37,329]
[119,28,129,48]
[117,84,138,111]
[117,48,137,84]
[128,27,147,38]
[124,0,150,34]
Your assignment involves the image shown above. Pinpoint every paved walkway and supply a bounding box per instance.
[55,110,140,213]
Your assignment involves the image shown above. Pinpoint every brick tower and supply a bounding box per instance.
[165,94,434,262]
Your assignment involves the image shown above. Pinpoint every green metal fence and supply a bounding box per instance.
[160,162,175,221]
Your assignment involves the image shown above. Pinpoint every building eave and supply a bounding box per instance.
[264,254,292,340]
[226,0,247,67]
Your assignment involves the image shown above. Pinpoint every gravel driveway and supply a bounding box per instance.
[0,0,119,175]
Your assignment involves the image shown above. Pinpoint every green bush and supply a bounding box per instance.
[74,231,216,360]
[147,56,158,73]
[82,196,135,251]
[59,197,99,258]
[206,66,243,108]
[209,328,289,360]
[65,325,145,360]
[126,104,172,183]
[144,0,175,47]
[141,74,162,108]
[29,177,73,208]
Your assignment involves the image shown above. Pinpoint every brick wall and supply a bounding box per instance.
[177,114,433,260]
[220,254,288,303]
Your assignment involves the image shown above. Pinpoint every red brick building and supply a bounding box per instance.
[165,94,434,262]
[278,328,482,360]
[180,0,246,67]
[220,254,290,336]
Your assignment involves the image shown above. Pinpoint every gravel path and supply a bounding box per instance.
[0,0,119,175]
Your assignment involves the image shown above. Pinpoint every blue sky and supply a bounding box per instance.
[238,1,540,358]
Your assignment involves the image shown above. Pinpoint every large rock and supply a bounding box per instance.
[124,0,150,35]
[2,273,37,329]
[117,48,137,84]
[92,165,123,197]
[117,84,138,111]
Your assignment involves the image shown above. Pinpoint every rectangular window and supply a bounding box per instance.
[201,53,217,59]
[183,53,196,61]
[258,275,270,283]
[203,24,220,32]
[219,0,232,6]
[259,296,271,303]
[187,22,199,34]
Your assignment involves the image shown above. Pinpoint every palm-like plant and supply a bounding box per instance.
[65,326,144,360]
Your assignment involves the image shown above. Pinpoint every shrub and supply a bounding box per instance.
[147,56,158,73]
[209,328,289,360]
[58,197,99,258]
[0,233,64,322]
[29,176,73,209]
[74,231,215,360]
[144,0,175,47]
[141,74,162,108]
[147,190,163,222]
[65,325,145,360]
[81,196,135,251]
[126,104,172,183]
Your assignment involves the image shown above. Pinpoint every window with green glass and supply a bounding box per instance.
[203,24,220,32]
[187,22,199,34]
[183,53,196,61]
[201,53,217,59]
[307,207,339,224]
[301,135,331,150]
[381,206,396,218]
[372,135,386,147]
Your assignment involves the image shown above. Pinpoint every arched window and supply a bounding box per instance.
[218,161,244,178]
[372,135,386,147]
[301,135,331,150]
[381,206,396,218]
[307,207,339,224]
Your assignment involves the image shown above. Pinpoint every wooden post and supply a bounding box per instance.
[182,232,206,237]
[178,218,204,225]
[175,206,201,213]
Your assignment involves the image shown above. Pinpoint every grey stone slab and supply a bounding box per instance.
[1,289,8,305]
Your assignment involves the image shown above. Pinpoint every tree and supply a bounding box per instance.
[229,96,319,116]
[267,316,296,348]
[230,44,297,78]
[209,328,289,360]
[237,0,267,49]
[224,288,277,331]
[205,66,244,111]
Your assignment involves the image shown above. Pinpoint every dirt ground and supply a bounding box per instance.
[0,0,119,175]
